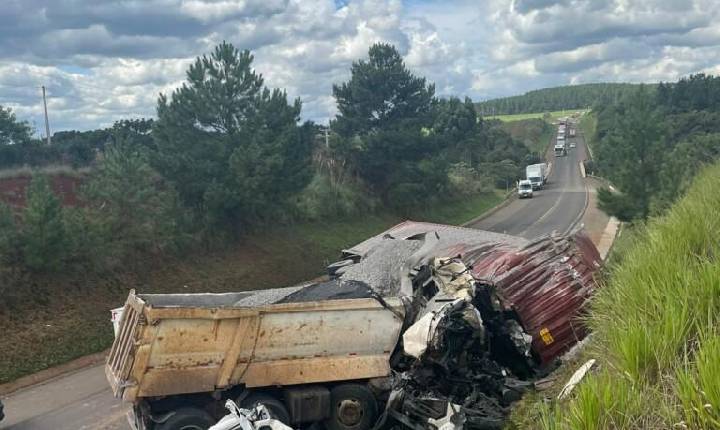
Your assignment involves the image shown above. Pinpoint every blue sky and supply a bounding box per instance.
[0,0,719,133]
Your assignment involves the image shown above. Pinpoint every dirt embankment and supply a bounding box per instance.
[0,174,84,208]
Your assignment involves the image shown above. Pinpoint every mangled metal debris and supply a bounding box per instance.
[108,220,601,430]
[327,221,602,429]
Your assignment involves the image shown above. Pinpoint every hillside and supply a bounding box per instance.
[476,83,644,115]
[510,162,720,429]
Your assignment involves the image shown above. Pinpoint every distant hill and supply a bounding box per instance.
[476,83,648,115]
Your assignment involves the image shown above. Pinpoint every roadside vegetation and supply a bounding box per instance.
[0,42,524,382]
[510,162,720,429]
[590,74,720,221]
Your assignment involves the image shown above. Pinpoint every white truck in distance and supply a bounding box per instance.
[554,142,567,156]
[525,163,547,190]
[518,179,533,198]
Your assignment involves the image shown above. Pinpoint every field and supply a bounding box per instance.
[0,190,503,384]
[483,109,587,123]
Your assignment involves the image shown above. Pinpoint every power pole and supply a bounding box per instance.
[42,85,51,145]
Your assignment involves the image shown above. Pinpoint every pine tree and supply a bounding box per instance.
[153,41,313,233]
[22,176,68,271]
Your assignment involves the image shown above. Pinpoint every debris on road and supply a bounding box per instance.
[209,401,292,430]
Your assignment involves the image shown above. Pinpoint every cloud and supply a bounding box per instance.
[0,0,719,132]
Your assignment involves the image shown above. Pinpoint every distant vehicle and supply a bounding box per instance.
[554,143,567,157]
[518,179,533,198]
[570,142,576,148]
[569,128,576,137]
[526,163,547,190]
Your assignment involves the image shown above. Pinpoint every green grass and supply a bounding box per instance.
[516,162,720,429]
[483,110,587,123]
[579,112,598,157]
[0,191,504,384]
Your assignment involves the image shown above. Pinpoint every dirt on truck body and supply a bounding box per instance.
[107,221,601,430]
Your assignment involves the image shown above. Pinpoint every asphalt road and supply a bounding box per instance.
[468,130,588,238]
[0,124,589,430]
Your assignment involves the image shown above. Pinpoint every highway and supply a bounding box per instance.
[0,123,589,430]
[468,129,588,238]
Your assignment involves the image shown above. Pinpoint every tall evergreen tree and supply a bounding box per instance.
[153,42,313,233]
[597,86,665,220]
[333,43,435,136]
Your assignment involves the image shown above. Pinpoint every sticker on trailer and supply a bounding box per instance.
[539,328,555,345]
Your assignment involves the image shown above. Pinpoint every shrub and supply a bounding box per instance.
[21,175,70,272]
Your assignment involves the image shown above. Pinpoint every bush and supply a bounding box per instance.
[21,175,70,272]
[83,143,190,263]
[0,202,18,265]
[295,173,376,221]
[447,162,493,196]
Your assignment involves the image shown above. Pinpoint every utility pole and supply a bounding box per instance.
[42,85,51,145]
[323,127,330,148]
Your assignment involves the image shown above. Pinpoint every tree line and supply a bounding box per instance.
[591,74,720,221]
[0,42,535,280]
[476,83,643,115]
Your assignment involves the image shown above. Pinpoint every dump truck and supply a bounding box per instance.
[107,285,405,430]
[108,222,602,430]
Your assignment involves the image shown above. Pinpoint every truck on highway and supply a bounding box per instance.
[518,179,533,198]
[525,163,547,190]
[554,142,567,157]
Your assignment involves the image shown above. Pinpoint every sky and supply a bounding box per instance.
[1,0,720,133]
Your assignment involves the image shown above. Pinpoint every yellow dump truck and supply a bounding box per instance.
[107,283,405,430]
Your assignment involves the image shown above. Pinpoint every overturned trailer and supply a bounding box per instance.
[107,221,601,430]
[330,221,601,429]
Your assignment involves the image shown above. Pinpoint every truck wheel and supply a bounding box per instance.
[325,384,378,430]
[240,393,291,424]
[156,407,215,430]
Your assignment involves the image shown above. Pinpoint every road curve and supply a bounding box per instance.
[0,123,590,430]
[468,127,588,238]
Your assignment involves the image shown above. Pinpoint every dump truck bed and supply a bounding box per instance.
[106,281,405,402]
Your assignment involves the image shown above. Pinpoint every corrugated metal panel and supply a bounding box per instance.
[464,232,601,365]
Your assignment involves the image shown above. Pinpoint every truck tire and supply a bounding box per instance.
[325,384,378,430]
[155,407,215,430]
[239,393,291,424]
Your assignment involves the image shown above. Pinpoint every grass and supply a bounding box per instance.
[0,191,503,384]
[511,162,720,429]
[483,110,587,123]
[579,112,598,158]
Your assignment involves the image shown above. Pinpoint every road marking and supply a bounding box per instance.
[519,190,564,237]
